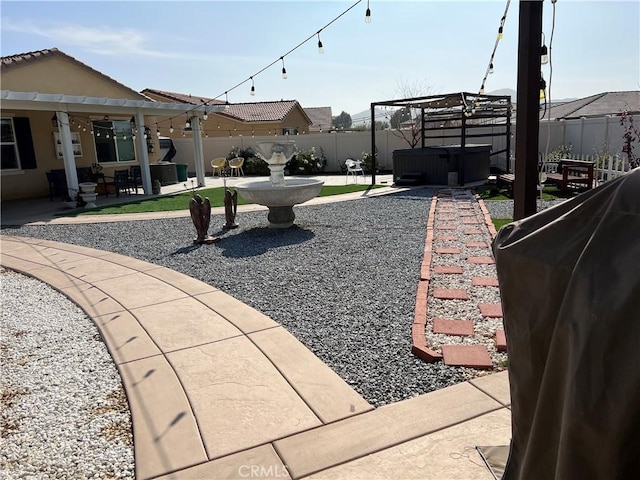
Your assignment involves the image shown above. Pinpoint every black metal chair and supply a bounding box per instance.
[46,170,68,201]
[129,166,143,193]
[112,169,134,197]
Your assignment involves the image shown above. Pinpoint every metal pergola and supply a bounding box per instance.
[369,92,512,184]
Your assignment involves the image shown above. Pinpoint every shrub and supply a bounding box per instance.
[227,146,268,175]
[285,147,327,175]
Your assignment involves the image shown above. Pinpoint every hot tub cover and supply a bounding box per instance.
[492,168,640,480]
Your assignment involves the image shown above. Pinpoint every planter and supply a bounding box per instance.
[79,182,98,194]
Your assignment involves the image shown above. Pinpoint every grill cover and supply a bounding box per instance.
[492,168,640,480]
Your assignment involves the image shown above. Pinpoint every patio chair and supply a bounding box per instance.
[111,169,134,197]
[211,157,227,176]
[345,158,365,184]
[46,170,68,201]
[229,157,245,176]
[129,166,143,193]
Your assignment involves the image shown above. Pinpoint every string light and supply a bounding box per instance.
[540,72,546,100]
[317,32,324,53]
[250,76,255,96]
[365,0,371,23]
[225,91,229,105]
[169,121,174,134]
[156,128,161,137]
[185,117,191,129]
[281,57,287,79]
[478,0,511,95]
[540,32,549,65]
[141,1,363,135]
[203,106,208,121]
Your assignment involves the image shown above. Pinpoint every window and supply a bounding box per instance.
[1,118,20,170]
[92,120,135,163]
[282,127,299,136]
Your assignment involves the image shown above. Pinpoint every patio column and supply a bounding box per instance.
[191,116,206,187]
[56,111,79,197]
[135,112,152,194]
[513,0,543,220]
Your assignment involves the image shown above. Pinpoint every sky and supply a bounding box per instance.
[1,0,639,124]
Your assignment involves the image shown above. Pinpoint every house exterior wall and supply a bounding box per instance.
[1,56,164,200]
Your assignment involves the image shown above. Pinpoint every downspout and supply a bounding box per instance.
[134,112,152,194]
[56,111,79,197]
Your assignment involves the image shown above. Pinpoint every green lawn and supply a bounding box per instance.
[476,184,576,201]
[75,184,383,216]
[492,218,513,231]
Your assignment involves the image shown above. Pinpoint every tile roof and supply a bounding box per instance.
[304,107,333,131]
[546,91,640,119]
[143,88,309,123]
[141,88,225,106]
[1,47,147,100]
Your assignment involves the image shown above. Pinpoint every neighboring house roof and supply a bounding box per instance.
[141,88,225,106]
[304,107,332,131]
[144,88,312,124]
[1,47,148,100]
[546,91,640,119]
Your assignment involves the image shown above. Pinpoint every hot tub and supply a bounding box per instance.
[392,144,491,186]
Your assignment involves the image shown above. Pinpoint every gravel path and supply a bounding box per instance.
[1,268,134,479]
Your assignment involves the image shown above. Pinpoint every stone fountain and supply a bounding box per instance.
[234,141,323,228]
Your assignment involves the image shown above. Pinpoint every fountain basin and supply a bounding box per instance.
[235,178,323,228]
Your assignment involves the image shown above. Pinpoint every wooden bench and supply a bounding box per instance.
[545,159,595,192]
[498,173,515,197]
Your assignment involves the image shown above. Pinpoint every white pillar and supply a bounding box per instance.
[191,116,206,187]
[135,112,152,194]
[56,111,79,197]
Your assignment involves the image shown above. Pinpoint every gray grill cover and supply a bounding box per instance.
[492,168,640,480]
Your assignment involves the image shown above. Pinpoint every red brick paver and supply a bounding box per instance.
[441,345,493,369]
[433,318,474,336]
[479,303,503,318]
[462,219,479,225]
[433,288,468,300]
[472,276,499,287]
[433,265,463,274]
[436,235,458,241]
[466,241,489,248]
[463,229,483,235]
[468,256,495,264]
[495,329,507,351]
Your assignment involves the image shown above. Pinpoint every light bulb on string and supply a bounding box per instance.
[281,57,287,79]
[540,73,547,100]
[479,84,485,94]
[317,32,324,54]
[156,128,161,137]
[250,76,255,96]
[489,63,494,74]
[169,122,174,134]
[365,0,371,23]
[202,106,208,121]
[185,116,190,129]
[497,26,503,40]
[225,91,229,105]
[541,33,549,65]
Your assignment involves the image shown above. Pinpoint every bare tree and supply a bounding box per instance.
[390,78,434,148]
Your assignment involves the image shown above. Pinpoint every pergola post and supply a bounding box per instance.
[56,111,79,197]
[135,112,152,194]
[514,0,544,220]
[192,116,206,187]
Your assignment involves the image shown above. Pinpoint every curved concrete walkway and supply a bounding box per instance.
[1,185,511,480]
